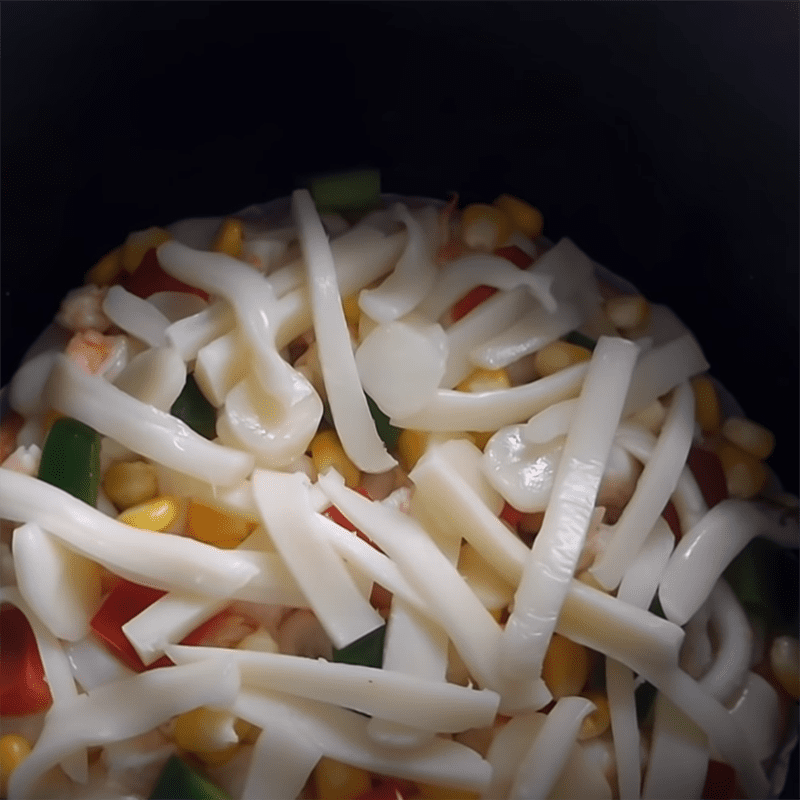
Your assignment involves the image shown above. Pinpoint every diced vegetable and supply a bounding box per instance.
[309,169,381,214]
[38,416,101,506]
[332,624,387,669]
[122,247,209,301]
[0,604,53,715]
[149,754,232,800]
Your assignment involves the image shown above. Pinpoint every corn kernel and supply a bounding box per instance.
[84,246,123,286]
[604,294,650,330]
[415,783,481,800]
[460,204,514,251]
[121,226,171,273]
[542,633,590,699]
[770,635,800,700]
[691,376,722,435]
[195,743,241,766]
[341,293,362,327]
[457,367,512,393]
[721,416,775,461]
[118,495,180,532]
[211,218,244,259]
[534,341,593,378]
[470,430,495,451]
[314,757,372,800]
[0,734,32,797]
[397,428,430,473]
[578,691,611,740]
[715,442,768,499]
[187,501,255,548]
[102,460,159,510]
[310,430,361,488]
[493,194,544,240]
[172,707,238,754]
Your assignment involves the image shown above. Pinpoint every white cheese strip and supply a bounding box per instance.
[592,381,694,590]
[509,695,596,800]
[728,671,783,763]
[242,721,323,800]
[316,470,550,713]
[113,345,187,412]
[606,518,675,800]
[65,634,137,692]
[500,336,639,680]
[292,188,396,472]
[0,586,87,785]
[252,469,383,649]
[8,659,240,800]
[0,469,259,598]
[391,360,589,432]
[102,285,170,347]
[232,688,493,793]
[482,712,547,799]
[555,581,769,799]
[165,299,236,362]
[410,439,529,585]
[193,330,248,407]
[167,644,499,733]
[441,285,533,388]
[12,523,99,643]
[358,203,438,323]
[470,300,583,370]
[643,694,709,800]
[45,355,254,487]
[658,498,799,626]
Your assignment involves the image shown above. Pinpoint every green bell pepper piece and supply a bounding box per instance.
[309,169,381,214]
[170,374,217,440]
[38,417,101,506]
[332,623,386,669]
[148,755,231,800]
[365,394,402,451]
[563,330,597,351]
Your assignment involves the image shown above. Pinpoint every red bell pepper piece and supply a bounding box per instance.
[661,500,682,540]
[90,578,236,672]
[500,501,524,529]
[494,244,534,270]
[702,759,737,800]
[355,778,417,800]
[687,445,728,510]
[121,248,209,301]
[0,604,53,715]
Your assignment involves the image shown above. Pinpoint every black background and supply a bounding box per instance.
[1,2,798,793]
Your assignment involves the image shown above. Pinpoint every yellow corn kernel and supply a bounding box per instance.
[341,293,362,328]
[211,218,244,259]
[470,430,495,451]
[534,341,593,378]
[121,226,171,273]
[118,496,180,532]
[715,442,768,499]
[313,757,372,800]
[578,691,611,740]
[41,409,66,440]
[604,294,650,330]
[0,734,32,797]
[415,783,481,800]
[493,193,544,239]
[770,636,800,700]
[187,501,255,548]
[84,246,123,286]
[235,717,261,745]
[310,430,361,488]
[195,743,241,767]
[102,460,159,510]
[721,416,775,461]
[459,204,514,251]
[542,633,590,699]
[457,367,512,393]
[172,707,238,754]
[691,376,722,435]
[397,428,430,473]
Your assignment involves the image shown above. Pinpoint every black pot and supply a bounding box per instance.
[2,3,798,796]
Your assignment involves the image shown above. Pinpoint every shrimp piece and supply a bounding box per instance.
[276,609,333,659]
[65,329,127,377]
[194,613,258,650]
[55,285,112,333]
[0,411,24,463]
